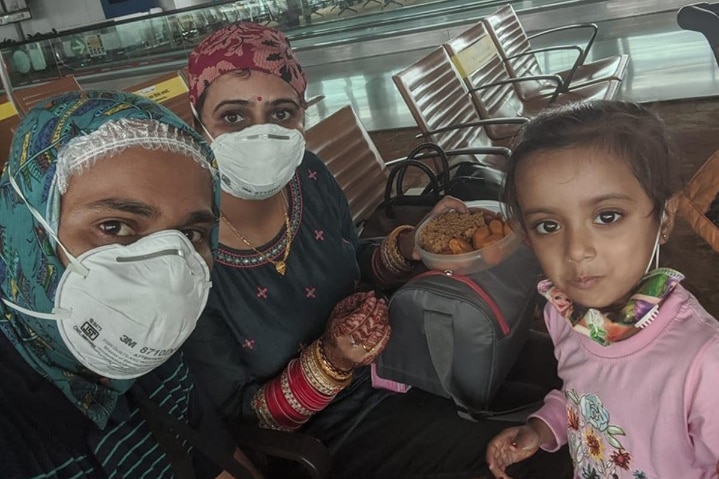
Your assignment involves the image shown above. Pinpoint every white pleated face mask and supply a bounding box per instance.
[208,123,305,200]
[2,174,212,380]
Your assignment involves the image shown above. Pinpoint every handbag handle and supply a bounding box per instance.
[383,158,442,219]
[399,143,451,196]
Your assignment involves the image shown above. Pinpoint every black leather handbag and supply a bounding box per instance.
[359,143,504,238]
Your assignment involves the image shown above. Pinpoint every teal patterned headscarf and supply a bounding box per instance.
[0,90,220,428]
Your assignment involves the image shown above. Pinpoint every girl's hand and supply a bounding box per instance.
[398,196,470,260]
[322,291,391,370]
[486,424,541,479]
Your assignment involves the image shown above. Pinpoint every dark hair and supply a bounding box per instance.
[502,100,681,231]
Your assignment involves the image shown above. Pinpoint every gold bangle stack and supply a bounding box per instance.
[381,225,416,275]
[313,339,352,383]
[300,341,351,396]
[317,338,353,379]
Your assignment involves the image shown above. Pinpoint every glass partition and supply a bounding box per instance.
[0,0,569,89]
[1,2,232,88]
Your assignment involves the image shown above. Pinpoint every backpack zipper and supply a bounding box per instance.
[411,270,509,336]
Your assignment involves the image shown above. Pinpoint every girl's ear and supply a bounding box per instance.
[660,195,680,244]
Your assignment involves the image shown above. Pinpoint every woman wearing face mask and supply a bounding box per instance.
[0,90,258,479]
[183,23,568,479]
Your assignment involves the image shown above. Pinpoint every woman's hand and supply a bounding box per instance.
[486,422,542,479]
[322,291,391,371]
[398,196,470,260]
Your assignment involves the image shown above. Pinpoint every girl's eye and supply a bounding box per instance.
[594,211,622,225]
[222,112,244,125]
[98,220,135,237]
[534,221,560,235]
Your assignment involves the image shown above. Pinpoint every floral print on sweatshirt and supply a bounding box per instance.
[566,390,648,479]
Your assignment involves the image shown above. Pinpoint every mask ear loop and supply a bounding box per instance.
[651,230,661,272]
[0,297,68,320]
[190,103,215,142]
[645,210,666,274]
[7,172,89,278]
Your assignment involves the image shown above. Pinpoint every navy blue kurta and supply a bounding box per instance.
[182,151,387,450]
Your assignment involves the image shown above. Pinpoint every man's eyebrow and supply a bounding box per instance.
[85,199,159,217]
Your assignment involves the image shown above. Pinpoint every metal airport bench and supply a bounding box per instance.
[677,2,719,68]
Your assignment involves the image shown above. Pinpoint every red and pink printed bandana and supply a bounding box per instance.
[188,22,307,106]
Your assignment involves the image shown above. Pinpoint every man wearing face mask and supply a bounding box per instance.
[182,23,565,479]
[0,90,259,479]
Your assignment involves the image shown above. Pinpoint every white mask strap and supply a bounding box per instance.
[190,103,215,142]
[7,172,89,277]
[1,297,71,320]
[645,210,665,274]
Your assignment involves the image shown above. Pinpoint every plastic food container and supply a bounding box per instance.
[415,200,521,274]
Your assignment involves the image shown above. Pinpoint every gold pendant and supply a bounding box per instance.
[275,261,286,276]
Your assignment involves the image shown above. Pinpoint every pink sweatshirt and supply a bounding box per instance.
[531,284,719,478]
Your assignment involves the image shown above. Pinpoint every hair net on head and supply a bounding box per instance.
[56,118,215,194]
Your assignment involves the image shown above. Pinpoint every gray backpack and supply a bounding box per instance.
[376,243,542,419]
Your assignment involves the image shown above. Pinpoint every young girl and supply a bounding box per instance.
[486,100,719,478]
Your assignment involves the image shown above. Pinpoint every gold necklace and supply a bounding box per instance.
[221,192,292,276]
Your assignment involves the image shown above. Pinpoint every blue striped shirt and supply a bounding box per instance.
[0,333,228,479]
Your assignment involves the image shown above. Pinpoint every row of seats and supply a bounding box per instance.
[394,5,629,158]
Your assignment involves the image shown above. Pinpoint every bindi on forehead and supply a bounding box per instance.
[256,96,263,102]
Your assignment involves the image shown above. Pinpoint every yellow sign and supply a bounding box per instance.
[0,100,18,122]
[134,75,188,104]
[450,35,497,79]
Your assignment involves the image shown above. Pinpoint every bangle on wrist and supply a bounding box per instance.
[384,225,415,272]
[300,343,349,395]
[315,339,353,381]
[395,227,418,263]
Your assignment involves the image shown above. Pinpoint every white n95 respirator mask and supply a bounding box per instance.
[209,123,305,200]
